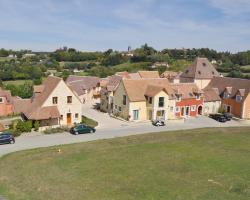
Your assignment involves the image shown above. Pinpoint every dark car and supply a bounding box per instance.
[0,133,15,145]
[152,120,165,127]
[223,113,233,121]
[70,124,96,135]
[209,114,227,123]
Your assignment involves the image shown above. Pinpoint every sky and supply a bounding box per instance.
[0,0,249,52]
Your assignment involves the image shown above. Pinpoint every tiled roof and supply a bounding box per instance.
[138,71,160,78]
[205,77,250,101]
[0,88,14,104]
[170,83,203,99]
[180,57,220,79]
[203,88,221,102]
[66,75,100,96]
[122,79,173,102]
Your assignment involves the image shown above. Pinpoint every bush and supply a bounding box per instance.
[14,120,32,133]
[34,121,40,131]
[218,106,225,114]
[44,126,69,134]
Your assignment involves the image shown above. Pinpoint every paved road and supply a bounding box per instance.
[1,116,249,157]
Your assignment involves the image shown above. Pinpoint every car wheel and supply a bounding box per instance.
[10,139,15,144]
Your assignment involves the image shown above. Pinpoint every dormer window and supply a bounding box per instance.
[196,94,200,100]
[223,92,229,99]
[236,95,242,102]
[185,70,189,74]
[176,95,182,102]
[212,71,215,75]
[202,63,206,67]
[198,71,201,75]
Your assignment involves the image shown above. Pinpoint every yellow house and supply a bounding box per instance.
[113,79,176,121]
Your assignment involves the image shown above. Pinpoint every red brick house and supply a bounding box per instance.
[0,88,15,117]
[171,83,204,118]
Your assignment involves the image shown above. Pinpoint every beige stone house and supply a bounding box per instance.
[203,88,221,115]
[180,57,220,89]
[14,76,82,130]
[113,78,176,121]
[100,71,160,114]
[66,75,101,104]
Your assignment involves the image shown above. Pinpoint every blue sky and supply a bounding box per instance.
[0,0,249,52]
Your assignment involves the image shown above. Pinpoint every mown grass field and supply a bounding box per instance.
[0,127,250,200]
[3,79,33,86]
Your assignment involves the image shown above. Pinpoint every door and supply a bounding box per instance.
[181,107,185,116]
[67,113,72,125]
[133,110,139,120]
[185,106,190,116]
[226,105,231,113]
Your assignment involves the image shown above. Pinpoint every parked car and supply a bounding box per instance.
[0,133,15,145]
[223,113,233,121]
[209,114,227,123]
[152,120,165,127]
[70,124,96,135]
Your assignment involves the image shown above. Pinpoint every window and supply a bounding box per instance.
[115,105,117,109]
[158,97,164,107]
[191,105,196,111]
[202,62,206,67]
[0,97,3,103]
[196,94,200,100]
[176,95,181,102]
[119,106,122,111]
[223,92,229,99]
[170,106,174,112]
[75,113,79,119]
[60,115,63,120]
[149,97,152,104]
[175,106,180,112]
[67,96,72,103]
[123,95,126,105]
[52,97,58,104]
[236,95,242,102]
[198,71,201,75]
[133,110,139,120]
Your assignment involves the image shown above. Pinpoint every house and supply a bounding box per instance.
[66,75,101,104]
[100,71,160,113]
[113,78,176,121]
[151,62,169,69]
[180,57,220,89]
[0,88,15,117]
[171,83,204,118]
[205,77,250,119]
[100,75,122,113]
[160,71,181,83]
[14,76,82,130]
[203,88,221,115]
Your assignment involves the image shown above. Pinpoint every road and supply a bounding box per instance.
[0,116,249,157]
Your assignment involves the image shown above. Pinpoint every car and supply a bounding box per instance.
[223,112,233,121]
[70,124,96,135]
[152,120,165,127]
[0,133,15,145]
[209,114,227,123]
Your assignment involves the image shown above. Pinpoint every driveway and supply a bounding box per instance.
[0,116,249,157]
[82,102,129,129]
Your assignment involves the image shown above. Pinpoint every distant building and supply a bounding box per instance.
[23,53,36,58]
[161,71,181,83]
[151,62,169,69]
[0,88,16,117]
[180,57,220,89]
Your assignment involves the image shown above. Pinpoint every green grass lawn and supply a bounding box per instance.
[0,127,250,200]
[81,115,98,127]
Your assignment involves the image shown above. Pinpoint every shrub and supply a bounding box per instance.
[218,106,225,114]
[44,126,69,134]
[15,120,33,133]
[34,121,40,131]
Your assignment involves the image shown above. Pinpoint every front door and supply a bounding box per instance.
[185,106,190,116]
[133,110,139,120]
[67,113,72,125]
[181,107,185,116]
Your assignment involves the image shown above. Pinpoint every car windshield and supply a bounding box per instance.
[0,134,10,139]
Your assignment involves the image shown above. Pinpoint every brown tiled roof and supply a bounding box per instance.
[170,83,203,99]
[66,75,100,96]
[203,88,221,102]
[180,57,220,79]
[106,75,123,92]
[13,98,32,114]
[160,71,178,78]
[115,71,131,79]
[28,106,60,120]
[205,77,250,101]
[122,79,174,102]
[138,71,160,78]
